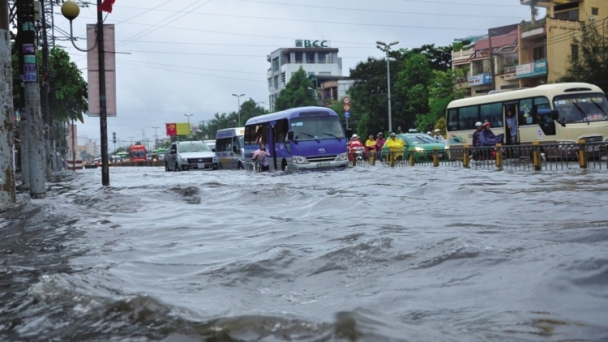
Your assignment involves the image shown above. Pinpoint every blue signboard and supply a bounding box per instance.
[516,59,548,79]
[344,111,350,118]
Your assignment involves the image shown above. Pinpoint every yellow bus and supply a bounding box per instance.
[445,83,608,153]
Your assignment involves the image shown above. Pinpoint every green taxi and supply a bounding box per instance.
[381,130,448,161]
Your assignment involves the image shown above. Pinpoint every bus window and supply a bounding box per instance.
[216,138,232,152]
[553,94,608,123]
[447,109,458,131]
[245,126,257,144]
[519,98,534,125]
[480,102,503,127]
[458,106,479,131]
[274,119,290,153]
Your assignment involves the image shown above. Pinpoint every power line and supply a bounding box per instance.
[119,2,525,20]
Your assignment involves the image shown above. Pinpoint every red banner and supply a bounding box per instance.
[100,0,115,13]
[166,123,177,136]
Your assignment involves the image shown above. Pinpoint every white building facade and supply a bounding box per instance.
[267,39,342,111]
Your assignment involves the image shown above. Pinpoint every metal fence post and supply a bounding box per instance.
[432,147,439,167]
[409,148,415,166]
[463,145,470,168]
[495,143,503,171]
[389,152,395,167]
[369,151,375,166]
[578,139,588,169]
[532,141,541,171]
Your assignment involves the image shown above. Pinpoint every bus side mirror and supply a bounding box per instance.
[551,110,559,121]
[287,131,294,140]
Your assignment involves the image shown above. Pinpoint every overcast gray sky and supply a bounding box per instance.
[54,0,540,147]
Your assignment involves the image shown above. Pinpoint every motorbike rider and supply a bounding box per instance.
[365,134,376,162]
[252,143,270,171]
[348,134,364,162]
[385,132,405,161]
[375,132,386,160]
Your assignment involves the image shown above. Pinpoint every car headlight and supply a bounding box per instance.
[605,138,608,143]
[335,152,348,161]
[179,156,189,162]
[292,156,309,164]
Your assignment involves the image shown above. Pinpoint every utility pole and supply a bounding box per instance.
[18,0,46,198]
[0,0,16,207]
[39,0,53,175]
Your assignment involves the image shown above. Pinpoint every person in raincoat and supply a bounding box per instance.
[385,132,405,161]
[480,122,504,146]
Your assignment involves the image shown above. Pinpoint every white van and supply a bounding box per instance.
[215,127,245,169]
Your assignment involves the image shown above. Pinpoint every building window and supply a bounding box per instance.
[554,9,579,21]
[307,72,315,78]
[318,52,327,64]
[592,7,599,16]
[272,57,279,72]
[306,53,315,63]
[295,52,303,63]
[533,46,546,61]
[273,76,279,90]
[571,44,579,61]
[268,78,272,90]
[280,72,285,84]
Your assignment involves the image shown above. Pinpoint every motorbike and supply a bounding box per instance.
[352,146,365,162]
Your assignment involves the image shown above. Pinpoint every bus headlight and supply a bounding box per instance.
[415,147,425,152]
[335,152,348,161]
[292,156,309,164]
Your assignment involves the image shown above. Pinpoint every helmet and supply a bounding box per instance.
[378,132,383,136]
[434,129,440,133]
[426,131,432,135]
[389,132,396,137]
[475,122,482,127]
[352,134,358,138]
[483,122,491,127]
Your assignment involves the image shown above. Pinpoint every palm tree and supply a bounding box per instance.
[529,0,540,26]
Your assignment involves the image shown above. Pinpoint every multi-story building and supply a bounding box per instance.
[453,0,606,97]
[516,0,606,87]
[267,39,343,111]
[453,25,520,97]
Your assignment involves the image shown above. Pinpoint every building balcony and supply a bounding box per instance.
[547,18,581,31]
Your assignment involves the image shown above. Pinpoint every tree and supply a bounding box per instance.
[274,67,316,110]
[559,22,608,91]
[528,0,540,26]
[239,98,267,124]
[48,47,88,123]
[415,69,465,132]
[395,54,433,132]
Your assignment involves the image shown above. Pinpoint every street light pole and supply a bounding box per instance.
[232,93,245,126]
[376,40,399,133]
[61,0,109,186]
[184,114,193,139]
[152,126,159,149]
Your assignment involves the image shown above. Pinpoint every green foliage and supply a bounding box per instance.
[239,98,268,125]
[274,67,317,110]
[192,99,267,140]
[559,22,608,91]
[34,47,88,123]
[395,54,433,132]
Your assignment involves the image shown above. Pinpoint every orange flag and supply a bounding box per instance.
[100,0,115,13]
[166,123,177,136]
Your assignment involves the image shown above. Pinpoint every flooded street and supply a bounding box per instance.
[1,166,607,341]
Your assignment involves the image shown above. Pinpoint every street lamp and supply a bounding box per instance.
[376,40,399,133]
[61,0,109,186]
[184,114,193,138]
[232,93,246,126]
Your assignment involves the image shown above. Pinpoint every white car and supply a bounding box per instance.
[164,141,219,171]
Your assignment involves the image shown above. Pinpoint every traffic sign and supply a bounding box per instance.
[344,111,350,118]
[343,104,350,111]
[343,96,350,104]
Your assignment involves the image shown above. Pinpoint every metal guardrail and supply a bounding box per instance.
[350,141,608,171]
